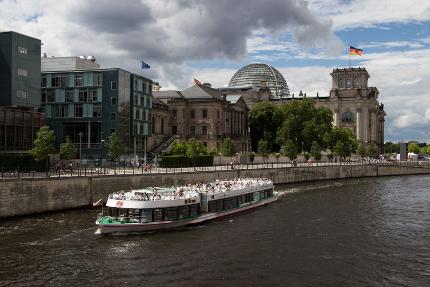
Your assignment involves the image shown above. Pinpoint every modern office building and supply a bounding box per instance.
[0,31,45,153]
[41,57,153,160]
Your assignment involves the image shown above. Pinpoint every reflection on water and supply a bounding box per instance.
[0,175,429,286]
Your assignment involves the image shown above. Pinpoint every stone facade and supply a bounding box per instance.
[322,68,385,152]
[153,84,249,152]
[147,98,170,152]
[221,67,386,153]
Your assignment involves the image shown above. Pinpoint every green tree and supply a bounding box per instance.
[31,126,56,170]
[334,141,345,158]
[408,142,420,154]
[368,143,378,157]
[303,152,310,161]
[170,141,187,155]
[249,102,284,153]
[310,141,322,161]
[257,139,270,159]
[276,98,332,153]
[325,127,358,156]
[185,138,208,166]
[221,137,235,156]
[357,143,367,158]
[107,132,125,162]
[384,141,400,154]
[284,140,298,161]
[59,136,76,160]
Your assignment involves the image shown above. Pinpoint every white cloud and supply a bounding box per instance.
[308,0,430,30]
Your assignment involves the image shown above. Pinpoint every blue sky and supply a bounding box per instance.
[1,0,429,142]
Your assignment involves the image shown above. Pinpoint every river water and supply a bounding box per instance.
[1,175,429,286]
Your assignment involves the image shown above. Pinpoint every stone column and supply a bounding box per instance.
[372,111,377,142]
[362,108,369,143]
[356,109,361,140]
[333,108,339,127]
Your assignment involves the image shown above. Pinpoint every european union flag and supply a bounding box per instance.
[141,61,150,70]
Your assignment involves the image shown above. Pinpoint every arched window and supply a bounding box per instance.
[338,79,345,88]
[353,78,359,88]
[342,112,355,123]
[346,79,352,88]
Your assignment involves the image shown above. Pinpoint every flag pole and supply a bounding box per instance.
[348,45,351,68]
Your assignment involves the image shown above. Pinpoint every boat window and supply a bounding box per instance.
[260,191,267,199]
[208,201,217,212]
[142,209,153,222]
[238,195,245,205]
[119,209,129,217]
[253,192,261,201]
[178,206,190,219]
[216,200,224,212]
[129,209,141,219]
[223,197,237,210]
[190,204,199,217]
[153,208,164,221]
[164,207,178,221]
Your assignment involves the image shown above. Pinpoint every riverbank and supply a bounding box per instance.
[1,163,429,218]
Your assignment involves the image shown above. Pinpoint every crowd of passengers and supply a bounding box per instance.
[109,178,272,201]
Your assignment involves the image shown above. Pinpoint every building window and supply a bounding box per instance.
[202,109,208,118]
[89,89,97,102]
[93,106,102,117]
[41,91,47,102]
[111,97,117,105]
[75,74,83,86]
[47,91,54,102]
[111,81,117,90]
[110,129,116,134]
[111,112,116,120]
[17,46,27,54]
[202,126,208,135]
[16,91,28,99]
[65,90,74,103]
[93,73,102,86]
[41,77,47,88]
[75,105,83,117]
[341,112,355,123]
[172,109,177,118]
[190,109,195,119]
[217,110,220,119]
[346,79,352,89]
[152,116,155,133]
[339,79,345,89]
[79,90,88,102]
[54,105,67,118]
[353,78,359,88]
[17,69,27,77]
[190,126,195,136]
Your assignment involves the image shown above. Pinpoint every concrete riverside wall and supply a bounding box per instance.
[1,164,429,218]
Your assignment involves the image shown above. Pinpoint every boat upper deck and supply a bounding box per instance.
[108,178,272,202]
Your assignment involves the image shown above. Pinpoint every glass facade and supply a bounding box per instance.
[228,63,290,99]
[41,69,153,160]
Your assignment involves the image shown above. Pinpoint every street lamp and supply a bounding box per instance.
[100,139,105,166]
[78,132,83,166]
[301,141,304,154]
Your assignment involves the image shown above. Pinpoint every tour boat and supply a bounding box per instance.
[95,178,277,235]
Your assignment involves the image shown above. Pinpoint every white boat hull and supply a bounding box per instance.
[96,196,278,235]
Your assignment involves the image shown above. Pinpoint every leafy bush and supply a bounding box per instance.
[0,153,47,171]
[160,155,214,168]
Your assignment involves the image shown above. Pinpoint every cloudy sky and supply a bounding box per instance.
[1,0,429,142]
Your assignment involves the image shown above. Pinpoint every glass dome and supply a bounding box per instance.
[228,63,290,98]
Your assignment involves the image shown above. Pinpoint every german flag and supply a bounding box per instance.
[349,46,364,56]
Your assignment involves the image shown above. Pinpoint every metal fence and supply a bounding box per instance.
[1,159,430,180]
